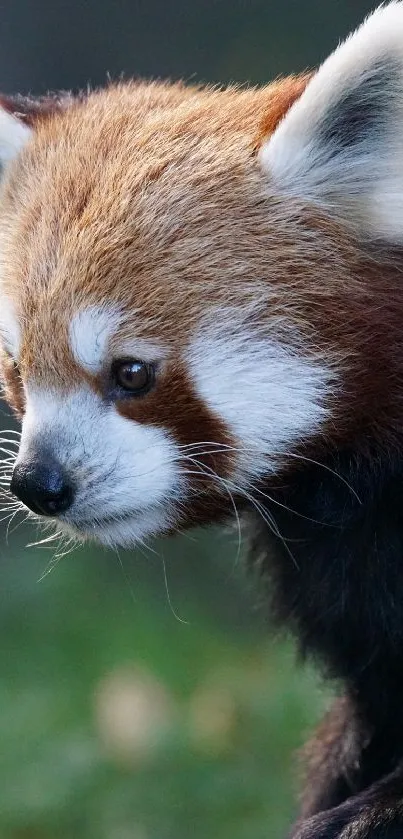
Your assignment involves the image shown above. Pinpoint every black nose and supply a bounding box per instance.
[10,457,74,517]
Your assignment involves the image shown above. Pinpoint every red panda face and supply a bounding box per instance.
[1,4,403,548]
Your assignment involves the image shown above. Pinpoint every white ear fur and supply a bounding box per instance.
[260,2,403,241]
[0,107,32,168]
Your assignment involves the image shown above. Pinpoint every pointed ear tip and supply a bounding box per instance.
[259,0,403,157]
[345,1,403,57]
[258,1,403,243]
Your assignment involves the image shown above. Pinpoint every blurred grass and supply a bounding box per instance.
[0,527,330,839]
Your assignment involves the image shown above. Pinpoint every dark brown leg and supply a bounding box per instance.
[289,765,403,838]
[298,696,368,819]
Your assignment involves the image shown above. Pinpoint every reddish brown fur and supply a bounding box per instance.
[1,76,403,485]
[0,76,324,480]
[254,73,313,148]
[0,350,24,415]
[3,47,403,839]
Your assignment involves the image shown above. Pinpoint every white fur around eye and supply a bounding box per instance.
[69,306,167,373]
[69,305,122,373]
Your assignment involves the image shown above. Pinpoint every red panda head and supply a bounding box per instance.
[0,4,402,548]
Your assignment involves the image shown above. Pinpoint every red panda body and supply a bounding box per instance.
[2,5,403,838]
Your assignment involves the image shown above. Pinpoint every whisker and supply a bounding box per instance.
[160,549,190,625]
[176,441,234,450]
[228,482,300,570]
[53,538,80,560]
[182,455,299,570]
[177,441,361,504]
[5,508,29,543]
[180,456,243,569]
[0,503,22,513]
[37,532,80,579]
[8,511,31,536]
[0,511,20,524]
[27,531,62,548]
[38,556,64,581]
[276,450,362,504]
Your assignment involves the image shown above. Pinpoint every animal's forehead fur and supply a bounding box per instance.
[0,76,328,376]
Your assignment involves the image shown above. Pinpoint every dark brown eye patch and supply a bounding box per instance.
[110,358,155,397]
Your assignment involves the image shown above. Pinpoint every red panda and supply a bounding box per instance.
[1,4,403,837]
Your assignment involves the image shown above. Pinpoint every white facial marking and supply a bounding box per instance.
[17,384,183,546]
[260,2,403,240]
[0,107,32,166]
[112,338,168,364]
[69,305,122,373]
[188,322,334,480]
[69,306,167,374]
[14,318,336,549]
[0,297,21,358]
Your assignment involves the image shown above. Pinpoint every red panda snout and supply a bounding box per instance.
[1,298,336,548]
[10,451,74,517]
[2,0,403,546]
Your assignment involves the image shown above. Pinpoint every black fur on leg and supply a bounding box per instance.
[247,442,403,823]
[288,764,403,838]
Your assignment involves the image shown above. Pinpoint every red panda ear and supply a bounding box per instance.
[0,92,74,169]
[259,2,403,243]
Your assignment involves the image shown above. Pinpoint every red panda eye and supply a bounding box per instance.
[112,359,155,396]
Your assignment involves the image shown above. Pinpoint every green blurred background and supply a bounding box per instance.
[0,2,375,837]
